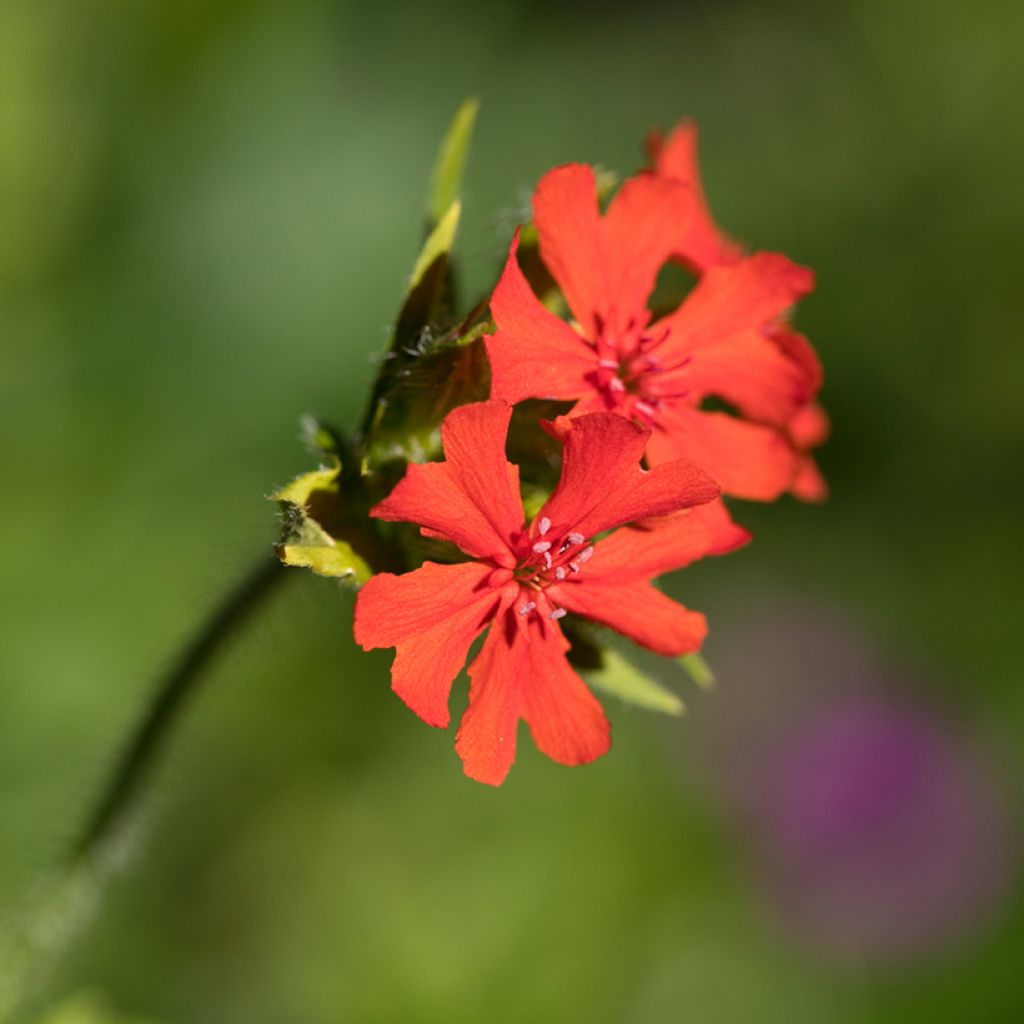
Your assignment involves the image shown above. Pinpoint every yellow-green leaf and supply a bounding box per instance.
[359,114,475,459]
[586,648,685,716]
[408,199,460,296]
[278,526,370,583]
[272,462,340,507]
[426,97,479,227]
[273,460,371,585]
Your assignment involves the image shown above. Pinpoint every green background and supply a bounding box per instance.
[2,0,1021,1020]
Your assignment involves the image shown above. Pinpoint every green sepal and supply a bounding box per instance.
[360,200,467,463]
[363,300,490,470]
[678,651,716,690]
[273,458,371,586]
[586,647,686,717]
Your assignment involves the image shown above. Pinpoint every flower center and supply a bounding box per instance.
[591,315,679,427]
[511,515,593,621]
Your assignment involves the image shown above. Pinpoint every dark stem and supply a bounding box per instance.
[70,553,289,864]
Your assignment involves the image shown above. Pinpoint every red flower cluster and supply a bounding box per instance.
[355,121,826,784]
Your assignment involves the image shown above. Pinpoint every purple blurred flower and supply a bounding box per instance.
[757,697,1012,962]
[683,602,1016,965]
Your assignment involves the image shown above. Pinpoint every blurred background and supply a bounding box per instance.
[2,0,1022,1020]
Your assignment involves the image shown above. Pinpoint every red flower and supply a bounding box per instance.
[485,162,816,501]
[645,119,743,274]
[649,120,829,500]
[353,399,721,785]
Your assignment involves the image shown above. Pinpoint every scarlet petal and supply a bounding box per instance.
[659,253,815,359]
[371,400,524,562]
[552,579,707,656]
[791,455,829,503]
[537,412,720,539]
[455,612,522,786]
[440,400,526,544]
[585,497,750,584]
[533,163,608,335]
[658,328,814,426]
[648,405,798,502]
[788,401,831,449]
[584,512,717,583]
[486,233,597,404]
[771,328,823,394]
[602,173,693,333]
[650,119,744,272]
[786,402,830,502]
[353,561,500,728]
[456,612,611,785]
[519,620,611,770]
[688,498,753,554]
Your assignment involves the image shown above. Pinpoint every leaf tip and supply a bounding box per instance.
[426,98,480,225]
[678,651,716,691]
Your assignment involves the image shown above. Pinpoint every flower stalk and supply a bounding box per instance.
[0,555,288,1023]
[70,553,288,865]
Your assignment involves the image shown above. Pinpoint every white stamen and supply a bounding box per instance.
[609,377,625,392]
[598,358,618,369]
[634,401,656,417]
[544,550,553,569]
[567,532,585,545]
[578,545,594,563]
[519,601,537,616]
[532,540,551,553]
[538,516,551,536]
[554,566,566,580]
[568,562,580,574]
[549,608,567,621]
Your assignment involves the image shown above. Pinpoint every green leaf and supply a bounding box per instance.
[586,648,685,716]
[358,102,480,460]
[407,198,461,299]
[273,460,371,586]
[678,651,716,690]
[426,98,479,227]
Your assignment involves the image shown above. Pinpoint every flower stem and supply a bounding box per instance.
[71,552,288,865]
[1,553,290,1021]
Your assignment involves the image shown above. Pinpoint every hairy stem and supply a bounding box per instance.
[1,553,290,1021]
[71,552,288,864]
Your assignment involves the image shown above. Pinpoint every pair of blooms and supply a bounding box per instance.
[355,123,826,785]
